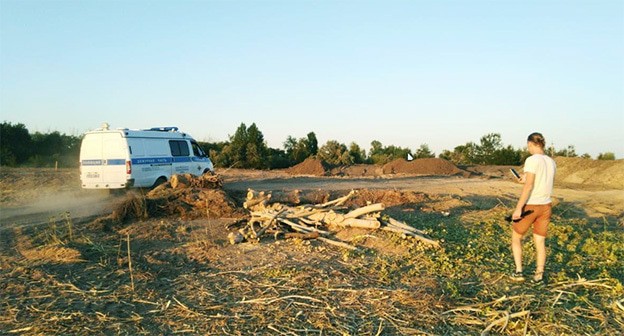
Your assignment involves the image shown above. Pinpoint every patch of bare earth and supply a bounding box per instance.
[1,159,622,334]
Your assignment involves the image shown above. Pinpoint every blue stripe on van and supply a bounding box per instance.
[83,157,210,166]
[132,157,172,165]
[82,159,103,166]
[81,159,126,166]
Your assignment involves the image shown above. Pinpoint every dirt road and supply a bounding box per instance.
[223,172,624,219]
[1,168,622,229]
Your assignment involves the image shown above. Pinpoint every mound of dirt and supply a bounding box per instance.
[286,157,329,176]
[555,157,624,190]
[382,158,464,176]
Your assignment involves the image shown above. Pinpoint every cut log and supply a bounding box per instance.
[228,231,245,244]
[386,217,426,235]
[171,174,192,189]
[244,190,271,210]
[284,231,320,240]
[341,218,381,229]
[317,237,358,251]
[315,190,356,208]
[252,208,287,239]
[381,224,440,248]
[267,190,301,205]
[277,218,330,235]
[344,203,384,219]
[307,211,343,225]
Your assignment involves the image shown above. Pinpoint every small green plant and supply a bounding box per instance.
[44,211,74,245]
[47,215,62,245]
[64,211,73,241]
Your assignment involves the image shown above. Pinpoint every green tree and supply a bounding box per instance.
[368,140,411,164]
[0,122,32,165]
[267,148,290,169]
[492,145,522,166]
[414,144,435,159]
[440,133,522,165]
[227,123,249,167]
[306,132,318,156]
[218,123,269,169]
[245,123,268,169]
[283,131,319,165]
[597,152,615,160]
[30,132,61,166]
[555,145,577,157]
[318,140,352,166]
[581,153,592,159]
[438,149,453,162]
[348,142,366,164]
[284,135,309,164]
[440,142,478,165]
[475,133,503,164]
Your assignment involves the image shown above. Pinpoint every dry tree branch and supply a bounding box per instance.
[172,296,206,317]
[550,277,613,290]
[480,310,530,336]
[126,232,134,292]
[444,295,534,314]
[239,295,323,305]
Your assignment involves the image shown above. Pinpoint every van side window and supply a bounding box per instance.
[169,140,190,157]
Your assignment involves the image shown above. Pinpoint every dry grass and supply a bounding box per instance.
[1,191,622,335]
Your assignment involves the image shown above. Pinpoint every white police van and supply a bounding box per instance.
[80,124,214,189]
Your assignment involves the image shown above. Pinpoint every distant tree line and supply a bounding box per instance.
[1,122,81,167]
[0,121,617,169]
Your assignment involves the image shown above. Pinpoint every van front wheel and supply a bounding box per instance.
[152,177,167,189]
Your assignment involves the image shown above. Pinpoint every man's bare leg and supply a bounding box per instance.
[533,233,546,280]
[512,230,524,273]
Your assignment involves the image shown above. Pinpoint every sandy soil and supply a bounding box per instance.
[1,165,622,335]
[1,166,622,228]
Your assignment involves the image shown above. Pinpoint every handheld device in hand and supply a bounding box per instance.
[510,168,521,180]
[505,210,534,223]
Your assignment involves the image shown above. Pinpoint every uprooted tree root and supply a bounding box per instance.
[92,174,243,230]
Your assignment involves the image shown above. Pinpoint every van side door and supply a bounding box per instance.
[169,140,192,174]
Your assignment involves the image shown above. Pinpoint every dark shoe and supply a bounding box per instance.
[510,271,525,282]
[531,272,544,284]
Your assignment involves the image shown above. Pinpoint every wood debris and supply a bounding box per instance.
[231,189,440,249]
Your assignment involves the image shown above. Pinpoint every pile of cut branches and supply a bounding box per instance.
[228,189,440,250]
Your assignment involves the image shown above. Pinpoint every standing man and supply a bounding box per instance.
[510,132,556,283]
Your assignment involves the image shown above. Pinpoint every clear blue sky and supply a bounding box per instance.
[1,0,623,158]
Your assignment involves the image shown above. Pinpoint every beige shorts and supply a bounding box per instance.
[513,204,552,237]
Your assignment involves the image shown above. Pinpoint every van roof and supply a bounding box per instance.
[84,127,193,140]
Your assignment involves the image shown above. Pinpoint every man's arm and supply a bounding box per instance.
[513,172,535,220]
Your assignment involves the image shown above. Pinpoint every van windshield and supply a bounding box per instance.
[191,142,206,157]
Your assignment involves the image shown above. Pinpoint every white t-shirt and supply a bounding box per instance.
[523,154,556,205]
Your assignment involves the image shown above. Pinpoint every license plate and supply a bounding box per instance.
[86,172,100,178]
